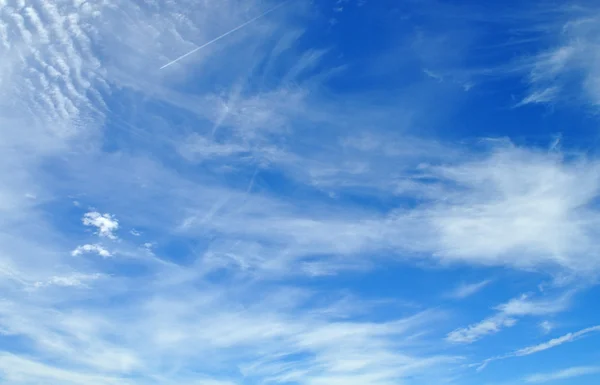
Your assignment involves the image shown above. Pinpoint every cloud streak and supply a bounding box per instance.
[515,325,600,356]
[447,280,492,299]
[159,0,294,69]
[447,294,571,344]
[525,366,600,383]
[477,324,600,371]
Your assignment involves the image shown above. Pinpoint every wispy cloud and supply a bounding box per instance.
[0,353,129,385]
[447,293,571,344]
[0,273,458,384]
[525,366,600,383]
[447,314,517,344]
[514,325,600,356]
[2,0,600,384]
[520,8,600,107]
[447,280,492,299]
[31,273,105,289]
[496,294,572,317]
[477,324,600,370]
[159,0,294,70]
[517,87,560,106]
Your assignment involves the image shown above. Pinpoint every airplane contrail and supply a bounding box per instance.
[160,0,293,70]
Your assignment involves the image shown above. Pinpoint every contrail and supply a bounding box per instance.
[160,0,293,70]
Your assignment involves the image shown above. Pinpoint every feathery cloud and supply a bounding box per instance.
[477,324,600,371]
[32,273,105,289]
[447,293,571,344]
[525,366,600,383]
[446,315,517,344]
[521,9,600,107]
[447,280,492,299]
[515,325,600,356]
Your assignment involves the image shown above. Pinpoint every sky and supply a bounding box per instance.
[1,0,600,384]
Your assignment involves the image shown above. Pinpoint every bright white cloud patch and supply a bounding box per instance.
[415,145,600,272]
[82,212,119,240]
[71,244,112,258]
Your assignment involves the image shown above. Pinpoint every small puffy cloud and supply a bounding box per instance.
[141,243,155,254]
[82,211,119,239]
[539,321,554,334]
[71,244,112,258]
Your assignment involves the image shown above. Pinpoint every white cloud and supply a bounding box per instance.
[517,87,560,106]
[0,282,458,385]
[0,353,130,385]
[424,68,444,82]
[82,212,119,240]
[413,145,600,273]
[495,294,571,317]
[477,324,600,371]
[446,315,517,344]
[521,10,600,107]
[32,273,104,289]
[514,325,600,356]
[525,366,600,383]
[71,244,112,258]
[539,321,553,334]
[87,142,600,277]
[447,293,570,344]
[0,1,465,383]
[447,280,492,299]
[178,133,249,162]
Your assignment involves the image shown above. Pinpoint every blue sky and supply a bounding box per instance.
[1,0,600,384]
